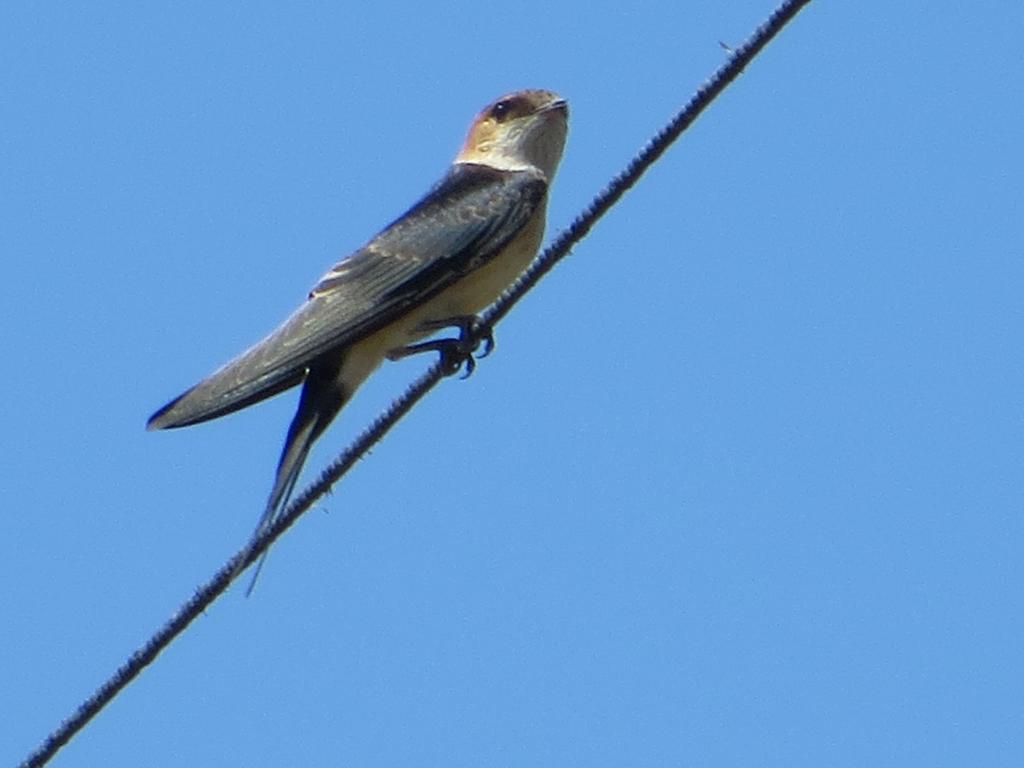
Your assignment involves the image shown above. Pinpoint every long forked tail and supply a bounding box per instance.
[240,358,349,595]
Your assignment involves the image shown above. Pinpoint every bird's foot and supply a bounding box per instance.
[387,315,495,378]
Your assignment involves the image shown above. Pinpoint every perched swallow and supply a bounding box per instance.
[149,90,568,579]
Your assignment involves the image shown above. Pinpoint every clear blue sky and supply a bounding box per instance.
[4,2,1022,766]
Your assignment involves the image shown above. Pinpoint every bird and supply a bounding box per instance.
[148,89,568,584]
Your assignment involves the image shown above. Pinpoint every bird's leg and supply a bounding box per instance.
[387,314,495,378]
[435,314,494,360]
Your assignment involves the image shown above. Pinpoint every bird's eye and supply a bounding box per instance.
[491,99,514,122]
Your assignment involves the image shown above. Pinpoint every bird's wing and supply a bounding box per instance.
[148,164,547,429]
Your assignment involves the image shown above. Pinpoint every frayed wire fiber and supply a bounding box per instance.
[19,1,814,765]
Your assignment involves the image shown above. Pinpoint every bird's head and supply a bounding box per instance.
[456,90,568,180]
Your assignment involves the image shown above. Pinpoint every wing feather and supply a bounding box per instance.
[148,164,546,429]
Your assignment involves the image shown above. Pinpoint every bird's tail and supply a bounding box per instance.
[240,358,348,595]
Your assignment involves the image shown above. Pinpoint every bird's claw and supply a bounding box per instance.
[388,314,495,378]
[440,343,476,379]
[476,324,495,359]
